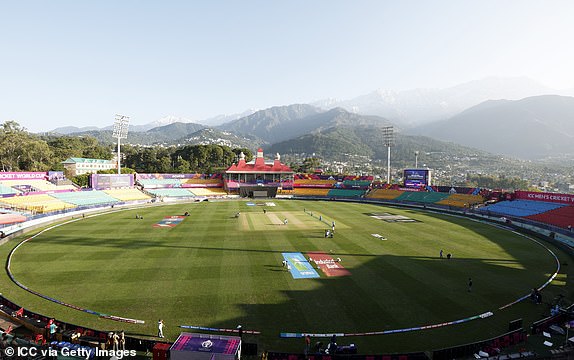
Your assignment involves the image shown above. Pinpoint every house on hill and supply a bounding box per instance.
[62,157,117,176]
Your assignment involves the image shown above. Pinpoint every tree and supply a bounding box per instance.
[301,157,322,173]
[0,121,54,171]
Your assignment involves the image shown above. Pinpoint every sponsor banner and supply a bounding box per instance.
[280,312,494,338]
[171,333,240,354]
[179,325,260,335]
[294,183,334,188]
[515,190,574,205]
[308,252,351,277]
[153,216,186,228]
[0,172,47,180]
[180,183,223,188]
[282,252,320,279]
[137,173,203,180]
[90,174,134,190]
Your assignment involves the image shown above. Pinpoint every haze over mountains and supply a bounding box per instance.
[313,77,557,126]
[408,95,574,160]
[46,77,574,161]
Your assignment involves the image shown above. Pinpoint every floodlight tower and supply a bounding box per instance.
[113,114,130,175]
[383,126,395,184]
[415,150,419,168]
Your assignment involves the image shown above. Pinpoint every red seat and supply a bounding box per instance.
[35,334,46,345]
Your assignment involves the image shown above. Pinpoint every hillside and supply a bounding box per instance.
[219,105,391,143]
[409,95,574,160]
[267,125,492,167]
[217,104,321,143]
[174,128,263,149]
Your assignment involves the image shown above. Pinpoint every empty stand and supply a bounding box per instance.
[147,189,196,198]
[293,179,336,187]
[526,206,574,229]
[0,194,76,213]
[395,192,450,203]
[0,179,75,192]
[293,188,330,197]
[327,189,366,198]
[104,189,152,202]
[436,194,485,208]
[481,200,566,217]
[137,179,183,188]
[0,184,19,195]
[51,191,119,206]
[182,179,223,186]
[366,189,404,200]
[188,188,227,196]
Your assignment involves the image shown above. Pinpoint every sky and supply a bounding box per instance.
[1,1,574,132]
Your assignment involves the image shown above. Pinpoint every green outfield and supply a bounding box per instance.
[0,199,572,353]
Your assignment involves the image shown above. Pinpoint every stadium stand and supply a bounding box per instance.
[147,189,196,198]
[0,184,19,195]
[0,179,76,192]
[342,180,371,189]
[293,188,330,197]
[182,178,223,186]
[436,194,485,208]
[395,191,451,204]
[366,189,404,200]
[480,200,566,218]
[526,206,574,229]
[327,189,366,198]
[188,188,227,196]
[51,191,119,207]
[103,189,152,202]
[293,179,336,187]
[0,194,76,213]
[137,178,183,188]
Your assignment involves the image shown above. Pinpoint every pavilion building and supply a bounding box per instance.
[224,148,294,197]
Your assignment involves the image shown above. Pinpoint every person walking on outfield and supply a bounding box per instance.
[468,278,473,292]
[158,319,165,338]
[440,249,443,258]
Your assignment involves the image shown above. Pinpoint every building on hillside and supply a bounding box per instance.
[224,149,294,197]
[62,157,117,176]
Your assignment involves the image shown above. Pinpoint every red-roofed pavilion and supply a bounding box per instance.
[224,149,294,197]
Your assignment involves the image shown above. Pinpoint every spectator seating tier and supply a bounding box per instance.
[147,189,196,198]
[293,188,330,197]
[395,191,450,203]
[188,188,227,196]
[0,179,75,192]
[480,200,565,218]
[0,184,19,195]
[327,189,366,198]
[0,194,76,213]
[525,206,574,229]
[436,194,485,208]
[51,191,119,206]
[104,189,152,202]
[366,189,404,200]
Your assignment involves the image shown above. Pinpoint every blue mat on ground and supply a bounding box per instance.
[282,252,320,279]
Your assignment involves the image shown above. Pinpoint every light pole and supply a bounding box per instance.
[112,114,130,175]
[415,151,419,168]
[383,126,395,184]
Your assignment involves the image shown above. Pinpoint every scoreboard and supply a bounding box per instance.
[403,169,432,188]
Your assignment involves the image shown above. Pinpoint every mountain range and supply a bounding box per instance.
[45,78,574,162]
[313,77,557,126]
[408,95,574,159]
